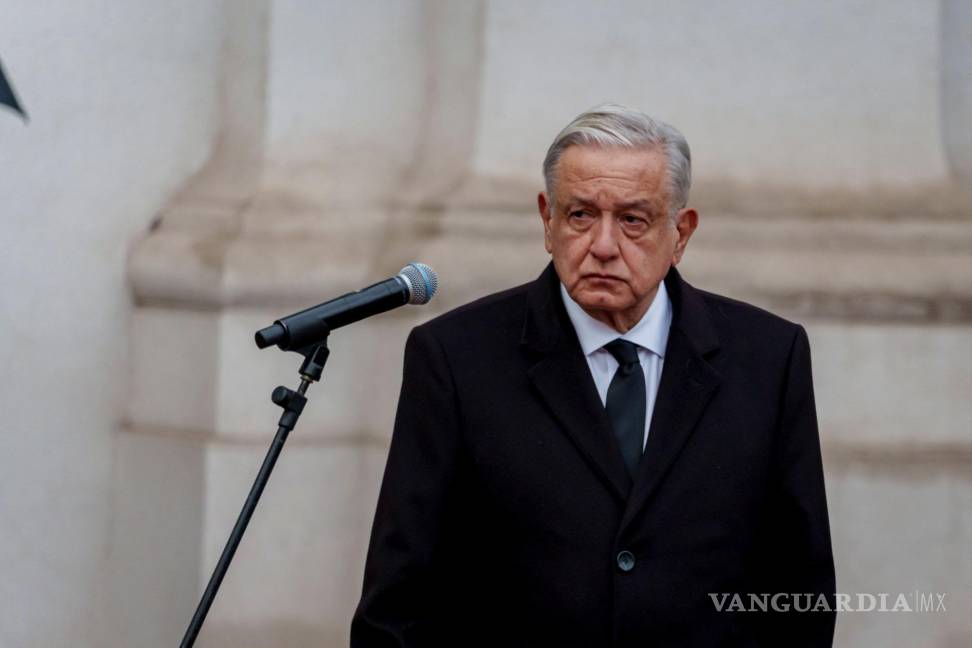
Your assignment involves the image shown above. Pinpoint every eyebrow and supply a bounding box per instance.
[565,196,657,213]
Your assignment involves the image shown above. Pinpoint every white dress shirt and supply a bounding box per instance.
[560,281,673,449]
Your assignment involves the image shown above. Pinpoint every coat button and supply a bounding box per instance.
[616,550,636,572]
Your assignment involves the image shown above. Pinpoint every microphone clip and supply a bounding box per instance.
[296,332,331,383]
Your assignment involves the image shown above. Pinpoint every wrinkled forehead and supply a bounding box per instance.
[553,144,671,208]
[554,141,668,177]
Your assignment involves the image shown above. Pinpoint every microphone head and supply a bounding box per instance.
[398,262,438,305]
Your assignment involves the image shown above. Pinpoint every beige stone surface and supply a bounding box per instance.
[129,308,221,432]
[108,429,207,647]
[827,465,971,647]
[197,441,387,647]
[811,323,972,448]
[473,0,951,190]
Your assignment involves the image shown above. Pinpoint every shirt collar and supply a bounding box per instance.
[560,279,672,358]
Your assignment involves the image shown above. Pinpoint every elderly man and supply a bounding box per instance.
[352,104,836,647]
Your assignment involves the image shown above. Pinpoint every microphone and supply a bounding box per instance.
[254,262,438,351]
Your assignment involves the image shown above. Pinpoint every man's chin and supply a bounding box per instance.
[572,290,629,314]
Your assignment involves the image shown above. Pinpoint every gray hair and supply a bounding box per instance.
[542,103,692,217]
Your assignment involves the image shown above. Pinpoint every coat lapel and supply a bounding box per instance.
[620,266,722,531]
[522,264,632,502]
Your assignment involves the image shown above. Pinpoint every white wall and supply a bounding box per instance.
[263,0,427,206]
[0,3,224,645]
[473,0,949,190]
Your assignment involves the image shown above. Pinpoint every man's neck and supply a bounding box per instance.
[582,285,659,334]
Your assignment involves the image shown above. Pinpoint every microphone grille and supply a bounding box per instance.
[399,262,438,305]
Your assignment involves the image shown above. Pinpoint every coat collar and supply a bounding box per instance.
[521,262,720,363]
[521,262,723,514]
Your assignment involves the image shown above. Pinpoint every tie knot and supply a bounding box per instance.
[605,339,640,367]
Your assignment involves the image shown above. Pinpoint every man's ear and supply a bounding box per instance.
[538,192,553,254]
[671,207,698,266]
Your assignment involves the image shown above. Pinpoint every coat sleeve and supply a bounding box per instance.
[752,324,837,646]
[351,324,464,647]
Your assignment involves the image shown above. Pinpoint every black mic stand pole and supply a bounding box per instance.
[179,335,331,648]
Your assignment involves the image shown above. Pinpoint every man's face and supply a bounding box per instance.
[538,145,698,332]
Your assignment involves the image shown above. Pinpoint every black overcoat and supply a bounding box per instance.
[352,263,836,647]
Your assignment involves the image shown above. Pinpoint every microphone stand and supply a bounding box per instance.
[179,335,331,647]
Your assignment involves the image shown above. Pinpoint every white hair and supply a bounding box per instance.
[542,103,692,218]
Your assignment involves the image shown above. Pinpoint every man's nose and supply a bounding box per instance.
[589,216,620,259]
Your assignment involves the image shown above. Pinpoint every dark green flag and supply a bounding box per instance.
[1,58,26,119]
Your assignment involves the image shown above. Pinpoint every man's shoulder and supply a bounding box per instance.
[409,271,809,352]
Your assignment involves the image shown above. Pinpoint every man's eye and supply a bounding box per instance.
[567,209,594,226]
[621,214,646,225]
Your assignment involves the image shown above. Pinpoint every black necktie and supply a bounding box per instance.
[604,339,646,479]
